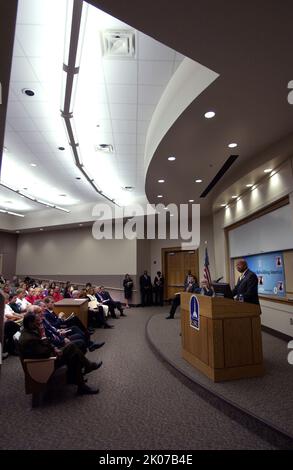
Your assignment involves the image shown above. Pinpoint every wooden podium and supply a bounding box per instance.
[54,299,88,327]
[181,293,264,382]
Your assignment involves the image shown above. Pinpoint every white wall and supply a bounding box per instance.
[212,157,293,336]
[16,227,137,276]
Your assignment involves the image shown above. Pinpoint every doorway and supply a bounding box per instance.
[162,248,199,300]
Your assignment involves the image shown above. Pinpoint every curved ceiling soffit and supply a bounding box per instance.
[144,58,219,178]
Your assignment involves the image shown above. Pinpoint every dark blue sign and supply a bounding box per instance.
[190,295,200,330]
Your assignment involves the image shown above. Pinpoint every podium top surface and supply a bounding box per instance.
[54,298,88,307]
[181,292,261,319]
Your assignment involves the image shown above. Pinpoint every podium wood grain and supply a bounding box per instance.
[181,294,264,382]
[53,299,88,327]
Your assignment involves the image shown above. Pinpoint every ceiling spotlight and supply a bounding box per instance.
[157,195,163,198]
[195,179,202,183]
[158,179,165,183]
[76,177,81,180]
[30,163,37,167]
[246,184,253,188]
[189,199,194,202]
[204,111,215,119]
[168,156,176,161]
[170,214,174,217]
[22,88,35,97]
[232,195,238,199]
[16,231,20,233]
[58,147,65,151]
[228,143,238,148]
[40,228,44,231]
[59,194,67,197]
[264,168,272,173]
[79,224,83,227]
[221,204,226,207]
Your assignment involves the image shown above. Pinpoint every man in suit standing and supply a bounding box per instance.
[140,271,152,306]
[153,271,164,306]
[232,259,259,304]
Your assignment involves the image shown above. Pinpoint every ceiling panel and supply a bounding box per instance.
[107,84,138,104]
[8,117,39,132]
[138,60,173,85]
[137,104,155,121]
[138,85,165,105]
[103,60,138,85]
[10,57,39,82]
[109,103,137,120]
[114,133,136,145]
[112,119,137,134]
[138,32,175,61]
[6,101,28,118]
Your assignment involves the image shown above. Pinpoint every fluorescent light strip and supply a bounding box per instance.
[0,208,24,217]
[60,0,118,206]
[0,183,70,213]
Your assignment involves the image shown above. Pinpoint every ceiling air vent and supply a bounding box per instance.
[102,30,135,58]
[95,144,114,153]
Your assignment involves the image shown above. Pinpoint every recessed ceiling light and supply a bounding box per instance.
[30,163,37,167]
[79,224,83,227]
[264,168,272,173]
[170,214,174,217]
[232,195,238,199]
[221,204,226,207]
[168,156,176,161]
[16,231,20,233]
[246,184,253,188]
[237,197,241,201]
[195,179,202,183]
[76,177,81,180]
[59,194,67,197]
[22,88,35,97]
[228,143,238,148]
[4,200,12,203]
[158,179,165,183]
[3,146,8,153]
[58,147,65,151]
[189,199,194,202]
[164,207,168,210]
[40,228,44,231]
[204,111,215,119]
[23,187,28,190]
[157,195,163,198]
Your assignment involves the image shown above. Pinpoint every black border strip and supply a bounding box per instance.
[200,155,238,198]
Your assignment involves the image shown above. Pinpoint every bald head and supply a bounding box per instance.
[236,259,248,273]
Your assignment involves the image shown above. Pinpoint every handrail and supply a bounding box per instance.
[26,278,137,292]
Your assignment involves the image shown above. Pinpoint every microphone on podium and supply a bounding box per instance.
[215,276,223,283]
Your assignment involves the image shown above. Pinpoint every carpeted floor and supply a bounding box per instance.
[0,307,285,450]
[147,310,293,440]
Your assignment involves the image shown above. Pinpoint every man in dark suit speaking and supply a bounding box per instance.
[232,259,259,304]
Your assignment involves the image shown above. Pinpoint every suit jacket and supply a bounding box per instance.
[140,275,152,290]
[231,269,259,304]
[18,328,55,359]
[44,308,63,329]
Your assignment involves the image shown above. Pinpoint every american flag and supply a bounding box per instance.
[203,247,212,288]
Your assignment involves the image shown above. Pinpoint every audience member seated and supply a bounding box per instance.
[72,289,113,329]
[90,287,109,317]
[52,286,64,303]
[95,286,126,319]
[166,274,199,319]
[3,293,22,357]
[10,289,30,313]
[25,287,36,304]
[42,297,105,349]
[18,311,102,395]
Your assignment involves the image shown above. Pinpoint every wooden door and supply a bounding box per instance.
[163,248,199,299]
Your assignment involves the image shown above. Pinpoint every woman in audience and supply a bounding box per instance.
[123,274,133,308]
